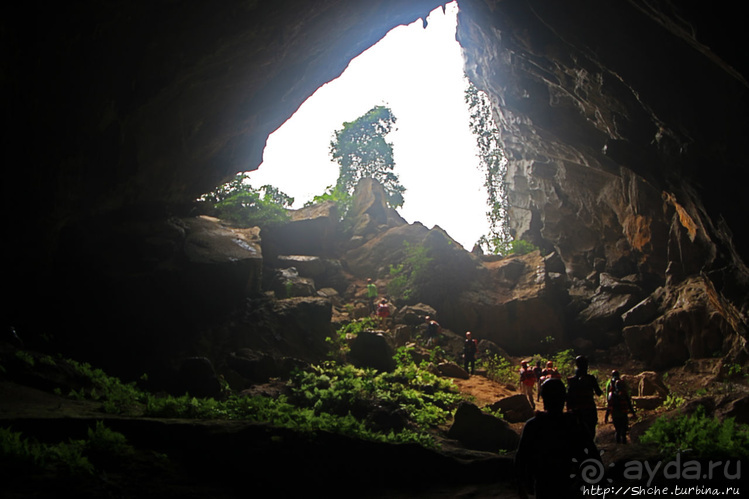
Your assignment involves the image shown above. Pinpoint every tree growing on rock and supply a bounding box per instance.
[329,105,405,209]
[465,82,512,254]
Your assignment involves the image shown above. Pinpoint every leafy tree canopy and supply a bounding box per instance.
[198,173,293,228]
[329,105,405,208]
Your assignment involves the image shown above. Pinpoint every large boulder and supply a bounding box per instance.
[344,223,431,278]
[348,330,396,372]
[447,402,520,452]
[488,394,535,423]
[437,361,469,380]
[261,201,340,261]
[277,255,349,293]
[348,177,407,240]
[393,303,437,326]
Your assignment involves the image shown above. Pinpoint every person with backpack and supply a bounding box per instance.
[605,378,636,444]
[566,355,603,439]
[541,361,562,382]
[462,331,478,375]
[605,370,630,398]
[519,360,537,410]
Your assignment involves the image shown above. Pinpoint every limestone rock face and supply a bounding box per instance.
[349,177,407,239]
[457,0,749,360]
[624,276,743,368]
[447,251,568,354]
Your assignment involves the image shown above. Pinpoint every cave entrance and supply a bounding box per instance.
[247,1,488,250]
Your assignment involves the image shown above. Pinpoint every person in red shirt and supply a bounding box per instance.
[519,360,537,410]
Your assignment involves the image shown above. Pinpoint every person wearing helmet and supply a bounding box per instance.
[515,378,600,498]
[541,361,562,382]
[566,355,603,439]
[519,360,537,410]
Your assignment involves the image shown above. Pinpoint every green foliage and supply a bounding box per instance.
[551,348,576,379]
[62,358,146,415]
[26,349,464,451]
[660,393,686,411]
[0,422,135,476]
[465,82,511,254]
[306,183,353,220]
[386,241,433,302]
[508,239,538,256]
[482,353,517,384]
[198,173,293,228]
[14,350,35,367]
[326,317,378,359]
[640,406,749,458]
[724,362,746,378]
[329,105,405,208]
[287,361,461,437]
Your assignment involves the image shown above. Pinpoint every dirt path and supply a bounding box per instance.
[451,372,517,407]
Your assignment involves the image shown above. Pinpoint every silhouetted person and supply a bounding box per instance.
[605,379,636,444]
[515,378,600,499]
[462,331,477,375]
[533,361,543,401]
[566,355,603,439]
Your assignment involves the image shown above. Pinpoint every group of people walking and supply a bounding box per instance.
[515,356,637,498]
[519,359,563,410]
[518,355,635,440]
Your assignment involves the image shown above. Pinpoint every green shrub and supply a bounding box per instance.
[508,239,537,256]
[386,241,433,301]
[660,393,686,411]
[326,318,378,359]
[640,406,749,458]
[198,173,293,228]
[0,422,135,476]
[483,353,516,384]
[551,348,577,379]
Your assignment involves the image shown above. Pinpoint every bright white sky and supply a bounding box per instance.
[248,2,488,250]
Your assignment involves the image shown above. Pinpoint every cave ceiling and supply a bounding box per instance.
[3,0,749,308]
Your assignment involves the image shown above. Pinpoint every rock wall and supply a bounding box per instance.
[457,0,749,363]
